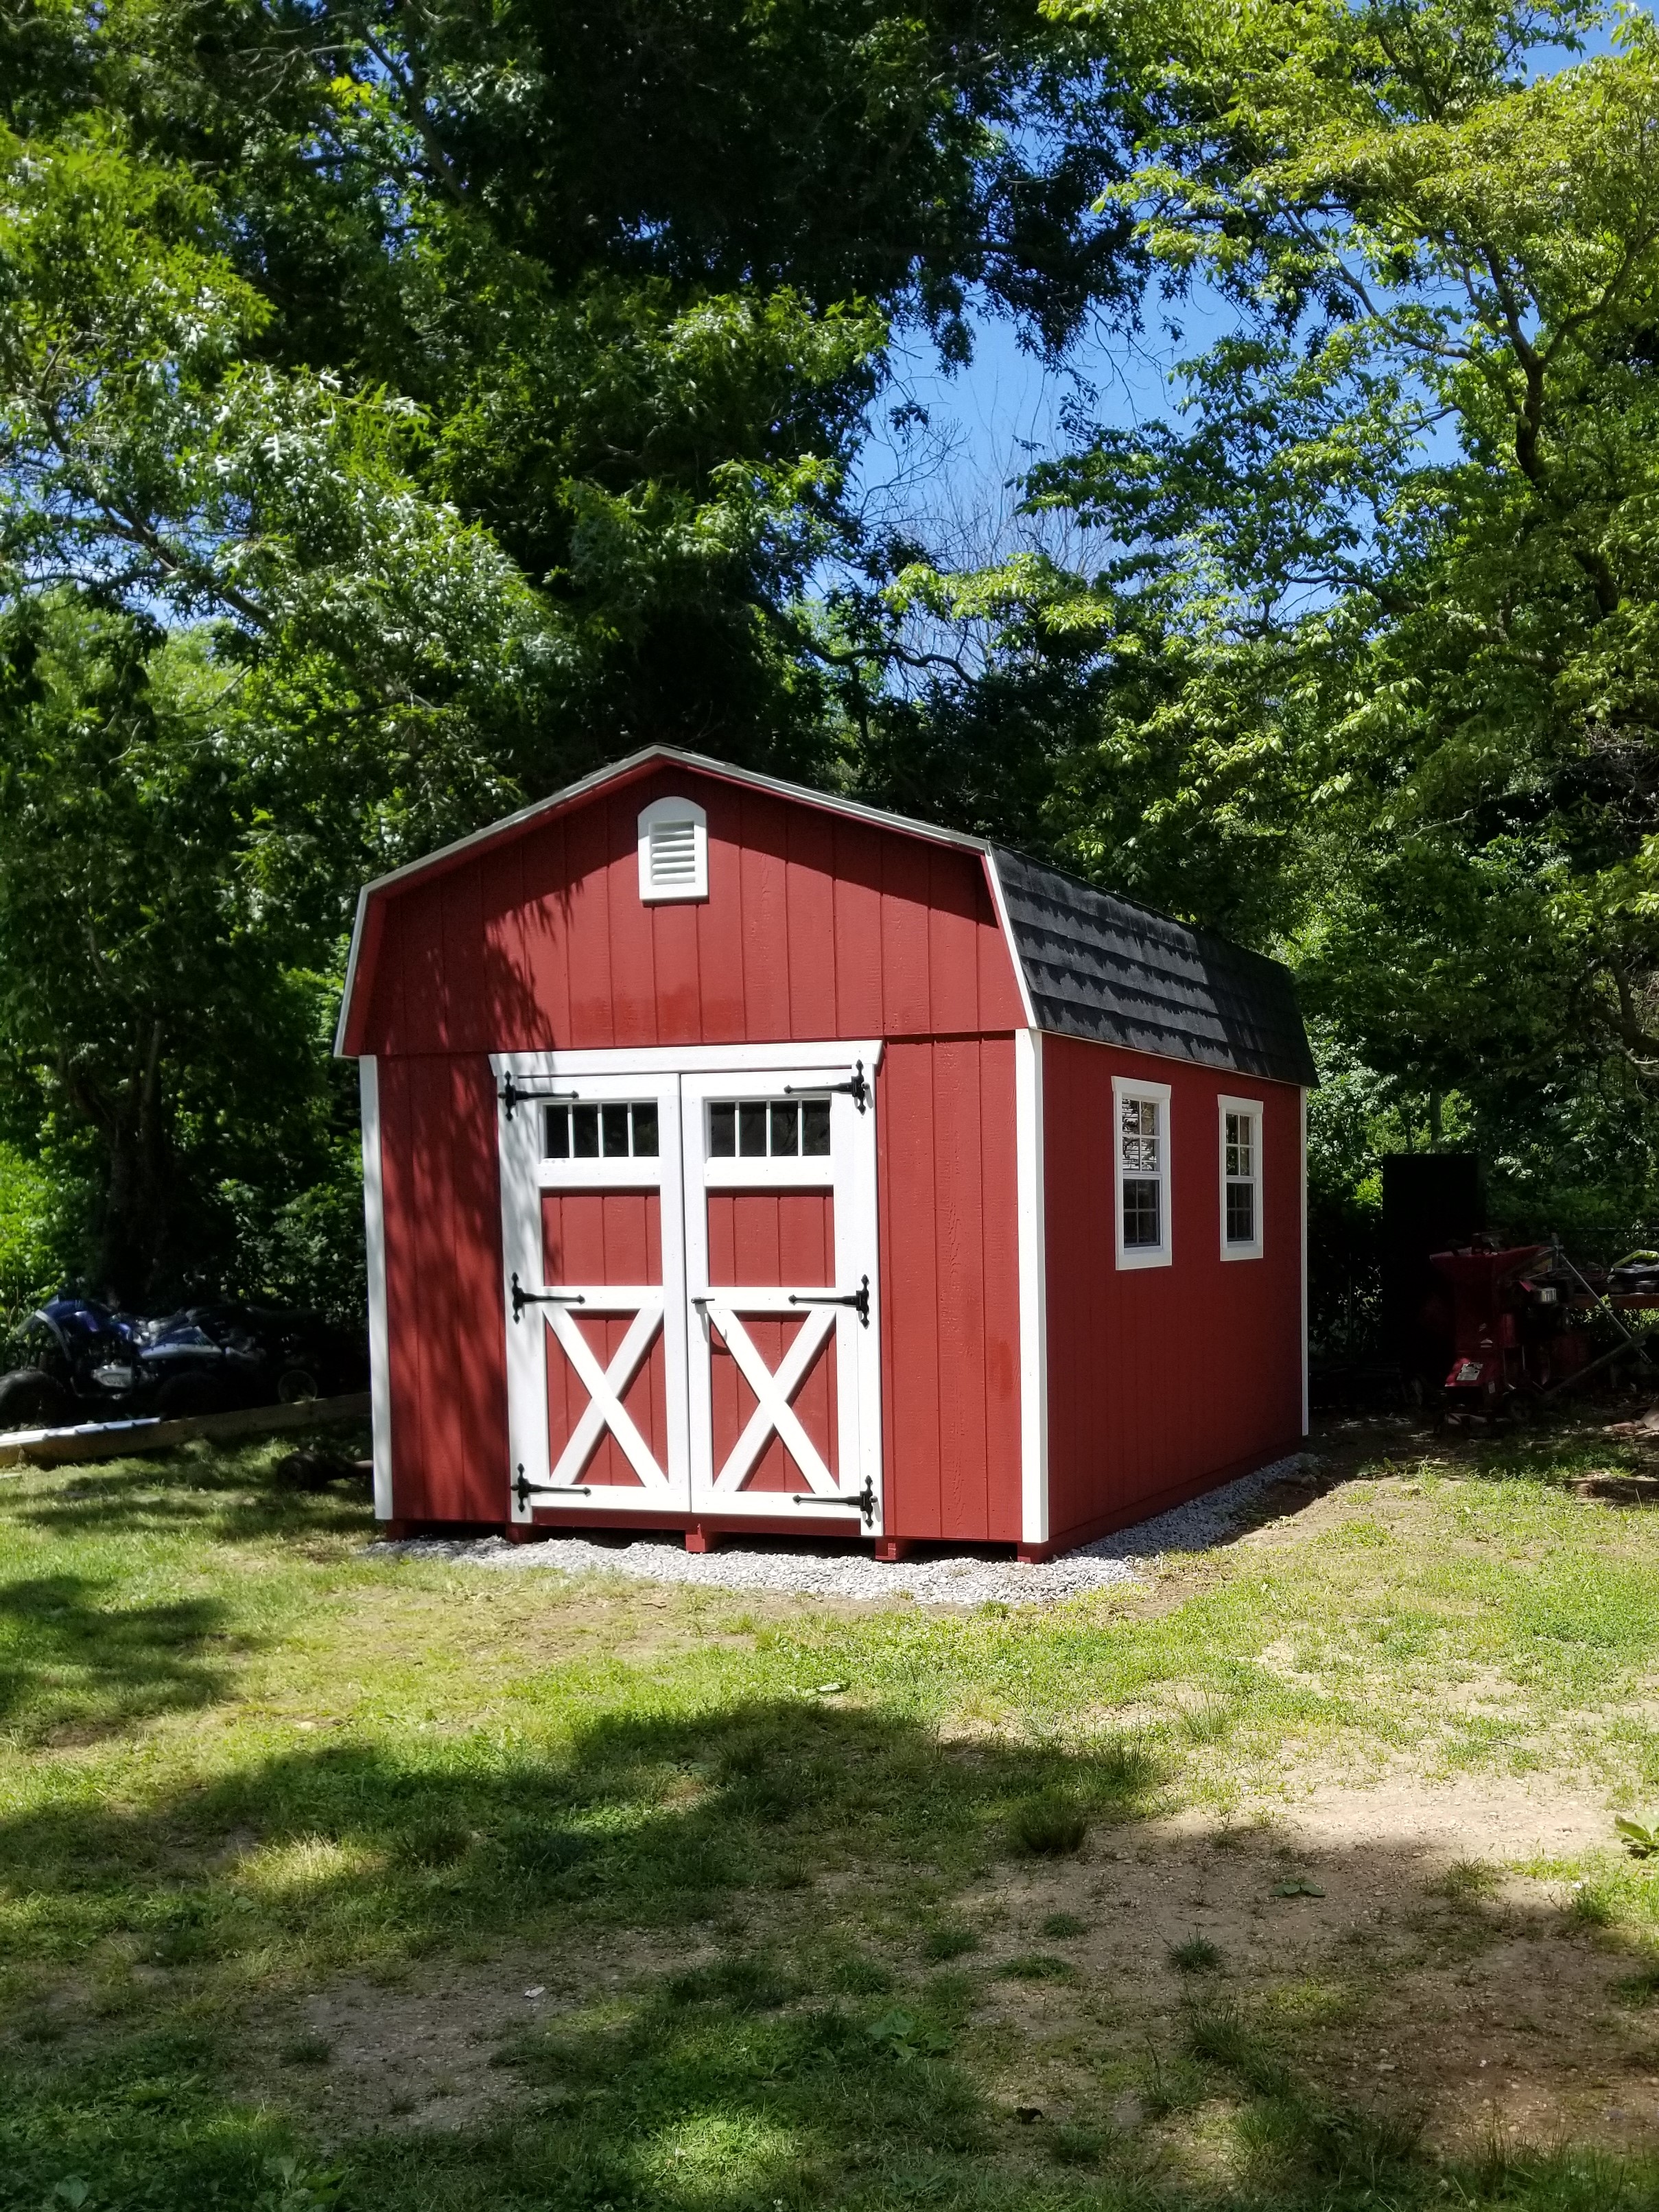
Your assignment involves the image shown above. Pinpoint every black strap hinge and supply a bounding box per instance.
[858,1476,876,1526]
[499,1072,578,1122]
[515,1463,592,1507]
[785,1059,868,1113]
[788,1274,869,1327]
[510,1272,587,1321]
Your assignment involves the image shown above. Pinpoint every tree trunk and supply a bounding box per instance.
[85,1021,174,1306]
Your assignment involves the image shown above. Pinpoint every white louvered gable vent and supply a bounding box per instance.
[637,795,709,902]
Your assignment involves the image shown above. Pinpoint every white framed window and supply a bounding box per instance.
[637,795,708,902]
[1219,1095,1264,1260]
[1113,1076,1172,1269]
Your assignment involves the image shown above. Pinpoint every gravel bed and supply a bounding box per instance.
[366,1452,1313,1608]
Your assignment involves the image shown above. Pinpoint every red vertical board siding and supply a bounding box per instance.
[978,1039,1023,1542]
[379,1054,508,1523]
[784,805,839,1039]
[517,821,573,1046]
[353,762,1033,1533]
[1042,1035,1303,1544]
[832,834,886,1040]
[738,796,792,1038]
[563,799,618,1046]
[351,765,1024,1057]
[875,1039,1021,1544]
[705,1192,835,1289]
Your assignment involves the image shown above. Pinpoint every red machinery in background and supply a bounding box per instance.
[1430,1240,1621,1416]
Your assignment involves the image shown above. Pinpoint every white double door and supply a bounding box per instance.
[496,1046,882,1530]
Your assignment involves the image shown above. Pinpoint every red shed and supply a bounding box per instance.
[336,747,1315,1559]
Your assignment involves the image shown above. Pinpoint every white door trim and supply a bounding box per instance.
[679,1061,883,1529]
[493,1044,884,1528]
[495,1062,690,1520]
[500,1040,885,1079]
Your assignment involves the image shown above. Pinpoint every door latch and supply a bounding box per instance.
[788,1274,870,1327]
[510,1272,587,1321]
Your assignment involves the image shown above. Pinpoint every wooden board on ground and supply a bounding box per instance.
[0,1390,372,1470]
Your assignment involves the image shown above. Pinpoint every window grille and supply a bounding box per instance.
[1219,1098,1264,1257]
[1112,1079,1173,1267]
[544,1101,659,1160]
[707,1098,832,1160]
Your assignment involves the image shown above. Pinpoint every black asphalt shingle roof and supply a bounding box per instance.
[991,849,1317,1089]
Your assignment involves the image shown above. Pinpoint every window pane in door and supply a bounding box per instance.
[602,1104,631,1157]
[632,1101,659,1157]
[572,1104,600,1157]
[770,1101,800,1155]
[709,1103,736,1156]
[738,1102,768,1156]
[802,1100,831,1156]
[543,1105,570,1159]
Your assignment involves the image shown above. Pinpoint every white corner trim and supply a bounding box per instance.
[637,793,709,903]
[1015,1029,1048,1546]
[1217,1092,1266,1262]
[359,1057,394,1520]
[1112,1073,1173,1271]
[1300,1086,1310,1437]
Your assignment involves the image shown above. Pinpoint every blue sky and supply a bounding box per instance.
[849,3,1644,572]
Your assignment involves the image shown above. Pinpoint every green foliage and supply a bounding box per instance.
[871,0,1659,1263]
[0,0,1156,1303]
[0,1142,62,1323]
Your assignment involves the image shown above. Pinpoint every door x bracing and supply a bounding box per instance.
[695,1297,841,1498]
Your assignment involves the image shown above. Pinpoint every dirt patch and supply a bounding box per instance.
[941,1767,1656,2153]
[240,1763,1658,2154]
[248,1927,718,2140]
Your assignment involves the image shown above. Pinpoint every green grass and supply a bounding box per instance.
[7,1425,1659,2206]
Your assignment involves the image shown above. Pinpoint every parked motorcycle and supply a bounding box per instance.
[0,1297,367,1431]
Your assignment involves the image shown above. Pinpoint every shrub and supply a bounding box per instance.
[1009,1792,1087,1856]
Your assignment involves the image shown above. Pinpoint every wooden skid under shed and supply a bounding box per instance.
[0,1391,372,1470]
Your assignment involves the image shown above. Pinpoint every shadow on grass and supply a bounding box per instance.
[12,1440,375,1549]
[0,1571,233,1738]
[6,1703,1659,2209]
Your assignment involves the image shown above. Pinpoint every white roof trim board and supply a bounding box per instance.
[335,745,1315,1087]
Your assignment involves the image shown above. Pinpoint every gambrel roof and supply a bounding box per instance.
[337,746,1315,1087]
[990,849,1317,1088]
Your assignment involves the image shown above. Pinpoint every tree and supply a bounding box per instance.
[0,1,1151,1293]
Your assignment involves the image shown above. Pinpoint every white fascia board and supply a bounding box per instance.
[333,884,373,1059]
[982,854,1039,1030]
[1015,1028,1049,1546]
[359,1057,394,1520]
[495,1040,886,1077]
